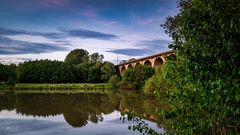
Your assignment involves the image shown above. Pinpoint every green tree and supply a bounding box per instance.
[53,63,75,83]
[160,0,240,134]
[87,65,101,83]
[0,63,17,86]
[122,65,155,90]
[90,52,104,63]
[108,75,121,88]
[144,66,174,95]
[64,49,89,65]
[18,60,63,83]
[77,62,92,83]
[100,61,116,82]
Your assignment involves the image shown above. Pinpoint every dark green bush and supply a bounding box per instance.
[121,65,155,90]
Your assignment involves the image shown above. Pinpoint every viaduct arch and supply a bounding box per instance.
[115,50,174,74]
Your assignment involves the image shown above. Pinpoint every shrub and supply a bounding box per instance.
[144,66,175,96]
[108,75,121,89]
[121,65,155,90]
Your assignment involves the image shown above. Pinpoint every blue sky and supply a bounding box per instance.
[0,0,178,64]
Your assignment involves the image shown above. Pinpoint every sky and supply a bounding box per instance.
[0,0,179,64]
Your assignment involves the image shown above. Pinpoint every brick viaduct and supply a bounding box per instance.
[115,50,174,74]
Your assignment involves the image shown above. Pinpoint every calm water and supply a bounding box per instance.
[0,91,164,135]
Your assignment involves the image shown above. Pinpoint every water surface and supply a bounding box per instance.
[0,91,164,135]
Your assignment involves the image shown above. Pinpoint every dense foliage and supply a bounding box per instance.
[144,66,174,96]
[108,75,121,88]
[154,0,240,134]
[0,49,116,84]
[119,65,155,90]
[0,63,17,86]
[64,49,89,64]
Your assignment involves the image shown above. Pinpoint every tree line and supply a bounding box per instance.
[0,49,117,84]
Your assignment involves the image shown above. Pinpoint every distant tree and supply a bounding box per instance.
[64,49,89,65]
[120,60,126,64]
[53,63,75,83]
[88,65,101,83]
[18,60,62,83]
[100,62,116,82]
[90,52,104,63]
[128,58,136,62]
[0,63,17,84]
[77,62,92,83]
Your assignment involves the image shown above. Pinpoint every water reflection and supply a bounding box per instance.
[0,91,162,130]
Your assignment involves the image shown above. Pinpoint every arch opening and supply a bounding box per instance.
[127,64,133,69]
[144,60,151,66]
[135,62,141,67]
[154,57,164,66]
[121,66,126,73]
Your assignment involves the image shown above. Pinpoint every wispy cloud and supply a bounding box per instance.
[108,49,148,56]
[0,36,68,55]
[0,27,65,39]
[107,39,170,56]
[0,27,118,41]
[60,28,118,40]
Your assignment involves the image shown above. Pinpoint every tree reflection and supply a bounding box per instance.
[0,91,161,128]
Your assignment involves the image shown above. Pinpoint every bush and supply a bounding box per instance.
[144,66,175,96]
[108,75,120,89]
[121,65,155,90]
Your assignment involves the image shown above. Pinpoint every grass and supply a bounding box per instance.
[0,83,10,92]
[14,83,112,90]
[14,89,113,94]
[1,83,113,93]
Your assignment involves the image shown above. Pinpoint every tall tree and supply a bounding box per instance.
[160,0,240,133]
[64,49,89,65]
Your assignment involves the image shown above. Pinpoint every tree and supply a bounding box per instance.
[64,49,89,65]
[18,60,65,83]
[160,0,240,134]
[108,75,120,88]
[90,52,104,63]
[0,63,17,89]
[121,65,155,90]
[87,65,101,83]
[77,62,92,83]
[100,61,116,82]
[53,63,75,83]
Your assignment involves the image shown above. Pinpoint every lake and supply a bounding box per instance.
[0,90,165,135]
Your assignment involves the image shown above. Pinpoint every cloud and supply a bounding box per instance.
[138,39,170,49]
[0,36,68,55]
[0,27,118,41]
[0,57,33,65]
[60,29,118,40]
[108,49,148,56]
[107,39,170,56]
[0,27,65,39]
